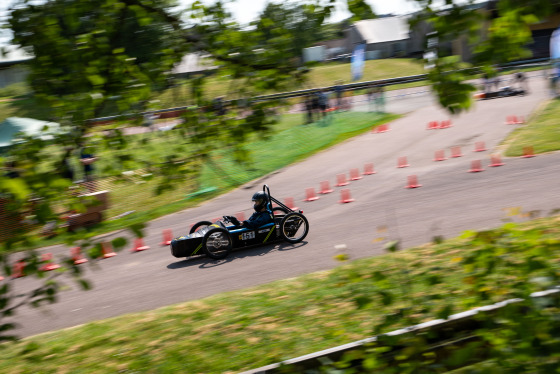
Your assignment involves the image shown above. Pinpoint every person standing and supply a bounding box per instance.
[79,144,97,192]
[59,146,75,182]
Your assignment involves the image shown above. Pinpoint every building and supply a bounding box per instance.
[345,16,411,60]
[0,46,31,89]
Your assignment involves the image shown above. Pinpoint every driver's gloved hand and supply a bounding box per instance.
[225,216,240,226]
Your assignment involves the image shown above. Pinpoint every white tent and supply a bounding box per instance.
[0,117,61,148]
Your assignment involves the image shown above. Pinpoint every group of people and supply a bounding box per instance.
[366,84,385,113]
[58,143,97,192]
[304,90,331,124]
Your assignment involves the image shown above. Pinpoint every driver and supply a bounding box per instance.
[228,191,273,229]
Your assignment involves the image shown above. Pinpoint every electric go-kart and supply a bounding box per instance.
[170,185,309,260]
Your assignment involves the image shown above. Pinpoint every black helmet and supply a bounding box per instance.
[252,191,268,212]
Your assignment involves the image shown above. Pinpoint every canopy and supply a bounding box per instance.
[0,117,61,148]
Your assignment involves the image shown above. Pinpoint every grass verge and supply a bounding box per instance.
[503,98,560,156]
[1,212,559,373]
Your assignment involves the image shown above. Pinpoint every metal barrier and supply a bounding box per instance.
[241,286,560,373]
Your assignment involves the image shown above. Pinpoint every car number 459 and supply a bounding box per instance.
[241,232,255,240]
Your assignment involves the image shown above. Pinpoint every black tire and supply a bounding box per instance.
[272,206,289,215]
[203,227,232,260]
[190,221,213,234]
[280,212,309,243]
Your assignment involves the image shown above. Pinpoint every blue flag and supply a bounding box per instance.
[550,27,560,77]
[351,43,366,81]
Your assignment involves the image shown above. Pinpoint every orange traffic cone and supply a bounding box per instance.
[12,260,25,278]
[434,150,446,161]
[469,160,485,172]
[450,146,463,158]
[39,253,61,272]
[363,163,376,175]
[439,120,452,129]
[427,121,438,130]
[474,141,486,152]
[339,189,354,203]
[405,175,422,189]
[522,146,535,158]
[349,168,362,181]
[131,238,150,253]
[102,242,117,258]
[374,123,389,133]
[397,156,409,168]
[303,187,319,202]
[160,229,173,246]
[335,173,349,187]
[489,154,504,167]
[319,180,333,194]
[71,247,88,265]
[284,197,299,211]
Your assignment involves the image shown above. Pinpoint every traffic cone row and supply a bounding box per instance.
[427,120,452,130]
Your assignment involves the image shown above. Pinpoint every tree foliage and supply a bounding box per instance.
[411,0,560,114]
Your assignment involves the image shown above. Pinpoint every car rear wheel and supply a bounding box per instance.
[280,212,309,243]
[190,220,213,234]
[203,227,232,259]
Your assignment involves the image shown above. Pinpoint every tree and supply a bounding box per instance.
[0,0,343,340]
[410,0,560,114]
[346,0,376,21]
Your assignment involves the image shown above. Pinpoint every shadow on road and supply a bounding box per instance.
[166,240,309,269]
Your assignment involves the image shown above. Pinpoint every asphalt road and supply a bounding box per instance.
[9,73,560,338]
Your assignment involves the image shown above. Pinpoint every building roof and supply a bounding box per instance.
[354,16,410,44]
[0,45,33,68]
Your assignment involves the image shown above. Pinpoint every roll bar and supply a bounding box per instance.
[263,184,295,213]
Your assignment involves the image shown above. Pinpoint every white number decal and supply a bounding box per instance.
[241,231,255,240]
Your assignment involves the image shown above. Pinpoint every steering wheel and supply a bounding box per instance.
[223,215,241,226]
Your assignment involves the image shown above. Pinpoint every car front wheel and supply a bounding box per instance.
[203,227,232,259]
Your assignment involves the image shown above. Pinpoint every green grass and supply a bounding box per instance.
[503,98,560,156]
[1,213,559,373]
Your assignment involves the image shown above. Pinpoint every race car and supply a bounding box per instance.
[170,185,309,260]
[474,86,526,100]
